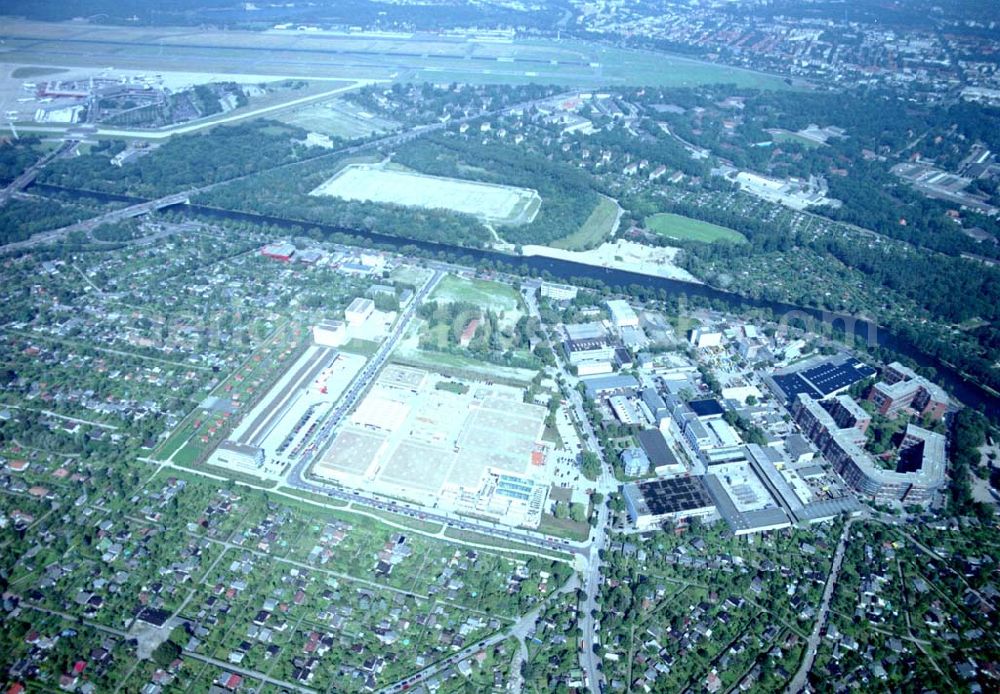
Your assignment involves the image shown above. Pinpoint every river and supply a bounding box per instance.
[31,183,1000,417]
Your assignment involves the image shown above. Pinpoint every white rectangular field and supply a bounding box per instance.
[310,163,541,225]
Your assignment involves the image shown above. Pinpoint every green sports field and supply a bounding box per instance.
[771,131,825,149]
[645,213,747,244]
[549,196,619,251]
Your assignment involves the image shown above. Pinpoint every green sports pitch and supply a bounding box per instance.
[645,213,748,244]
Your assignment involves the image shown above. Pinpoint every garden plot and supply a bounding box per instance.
[310,163,541,225]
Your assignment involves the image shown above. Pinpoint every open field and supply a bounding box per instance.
[645,212,748,244]
[537,513,592,542]
[770,130,826,149]
[390,263,434,286]
[522,238,702,282]
[10,65,67,78]
[548,196,620,251]
[311,163,541,225]
[277,96,400,139]
[0,20,795,89]
[442,527,572,562]
[390,350,538,384]
[339,337,380,356]
[429,274,523,313]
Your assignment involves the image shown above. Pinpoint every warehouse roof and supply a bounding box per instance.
[637,429,679,468]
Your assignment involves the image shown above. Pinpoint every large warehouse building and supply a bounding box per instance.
[623,477,718,531]
[313,366,552,528]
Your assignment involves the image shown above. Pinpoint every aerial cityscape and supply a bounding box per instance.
[0,1,998,693]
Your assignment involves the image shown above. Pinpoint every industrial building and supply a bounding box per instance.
[607,299,639,329]
[637,429,681,472]
[312,320,347,347]
[690,327,723,349]
[206,347,364,477]
[313,367,552,529]
[619,326,649,351]
[702,441,861,535]
[640,387,669,428]
[345,297,375,325]
[689,398,725,419]
[213,441,264,470]
[260,242,296,262]
[623,477,717,531]
[541,282,578,301]
[609,395,641,425]
[565,322,606,341]
[581,374,639,399]
[621,447,651,477]
[563,337,616,365]
[769,357,877,404]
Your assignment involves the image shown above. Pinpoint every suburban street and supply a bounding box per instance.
[375,574,581,694]
[787,519,854,693]
[523,279,614,693]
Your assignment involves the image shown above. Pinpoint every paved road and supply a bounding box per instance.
[289,267,444,473]
[375,574,580,694]
[0,191,191,254]
[2,89,576,257]
[278,266,591,557]
[0,139,76,205]
[787,519,854,693]
[183,650,317,694]
[526,280,617,693]
[522,282,614,692]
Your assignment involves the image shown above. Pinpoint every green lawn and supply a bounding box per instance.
[276,487,348,508]
[645,212,747,244]
[442,527,572,562]
[429,274,521,313]
[171,441,205,467]
[549,196,619,251]
[537,513,592,542]
[423,322,451,349]
[11,66,68,78]
[390,264,433,286]
[771,130,826,149]
[339,337,380,356]
[352,506,444,534]
[390,352,536,385]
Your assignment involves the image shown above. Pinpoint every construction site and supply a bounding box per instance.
[311,364,553,529]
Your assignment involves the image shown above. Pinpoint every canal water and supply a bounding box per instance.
[32,183,998,418]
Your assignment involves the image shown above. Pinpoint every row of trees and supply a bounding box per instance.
[0,197,91,245]
[40,120,326,198]
[947,408,992,519]
[0,136,44,184]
